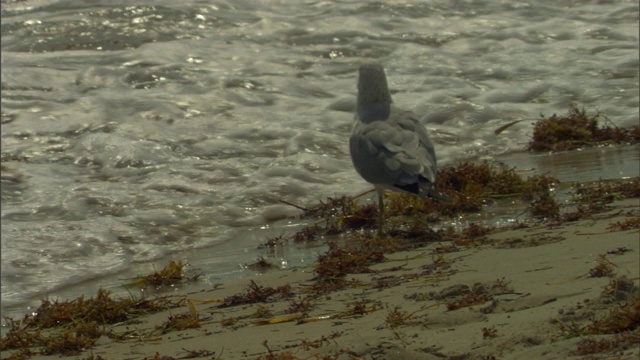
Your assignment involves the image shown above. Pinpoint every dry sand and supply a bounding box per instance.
[4,198,639,360]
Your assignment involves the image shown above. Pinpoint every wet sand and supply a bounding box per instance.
[7,197,639,360]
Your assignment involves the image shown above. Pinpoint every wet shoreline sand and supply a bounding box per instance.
[6,196,638,360]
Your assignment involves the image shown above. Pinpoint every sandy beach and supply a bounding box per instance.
[4,195,638,360]
[2,1,639,358]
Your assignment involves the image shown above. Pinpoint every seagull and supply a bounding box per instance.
[349,62,448,234]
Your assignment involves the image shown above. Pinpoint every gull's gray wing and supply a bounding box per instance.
[349,107,437,195]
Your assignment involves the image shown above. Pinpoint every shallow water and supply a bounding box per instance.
[1,0,638,322]
[498,143,640,182]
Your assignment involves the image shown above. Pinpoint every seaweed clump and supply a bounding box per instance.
[529,105,640,151]
[384,161,525,220]
[219,280,293,307]
[310,240,385,293]
[0,288,181,357]
[127,259,202,290]
[277,161,566,245]
[555,276,640,356]
[387,161,560,221]
[573,294,640,356]
[157,312,200,334]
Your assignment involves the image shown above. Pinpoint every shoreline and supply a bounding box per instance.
[2,143,637,326]
[3,196,638,359]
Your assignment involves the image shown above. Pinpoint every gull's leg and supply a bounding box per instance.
[377,187,385,235]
